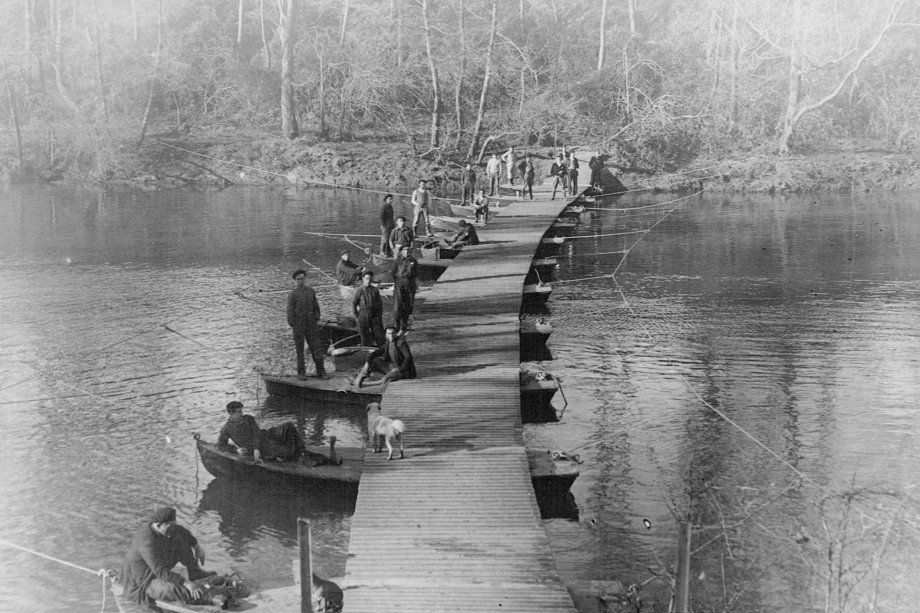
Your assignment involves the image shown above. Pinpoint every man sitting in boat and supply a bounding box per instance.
[218,401,339,466]
[335,250,364,286]
[121,507,228,607]
[388,216,415,255]
[352,325,417,388]
[352,270,385,347]
[445,219,480,248]
[473,188,490,223]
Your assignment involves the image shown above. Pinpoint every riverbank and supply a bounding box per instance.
[4,130,919,194]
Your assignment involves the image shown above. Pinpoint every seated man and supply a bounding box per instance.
[445,219,480,248]
[352,325,417,388]
[335,250,363,286]
[218,401,339,466]
[121,507,226,607]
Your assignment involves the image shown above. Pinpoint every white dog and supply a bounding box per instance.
[366,402,405,460]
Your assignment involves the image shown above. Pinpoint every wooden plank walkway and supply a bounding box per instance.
[341,175,581,612]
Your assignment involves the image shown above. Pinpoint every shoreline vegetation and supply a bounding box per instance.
[1,0,917,197]
[3,130,918,196]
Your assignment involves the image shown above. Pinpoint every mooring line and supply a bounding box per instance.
[0,537,111,613]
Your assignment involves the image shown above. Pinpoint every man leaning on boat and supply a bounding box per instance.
[218,400,340,466]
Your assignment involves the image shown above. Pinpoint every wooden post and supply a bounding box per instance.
[674,521,691,613]
[298,518,313,613]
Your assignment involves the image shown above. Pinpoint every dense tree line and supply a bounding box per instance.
[0,0,917,180]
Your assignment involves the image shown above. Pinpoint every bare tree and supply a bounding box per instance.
[137,0,163,149]
[279,0,298,139]
[467,0,498,159]
[420,0,440,148]
[776,0,918,153]
[339,0,350,44]
[597,0,607,71]
[454,0,466,146]
[259,0,272,70]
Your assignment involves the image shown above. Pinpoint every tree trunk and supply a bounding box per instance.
[259,0,271,70]
[136,0,162,149]
[467,0,497,159]
[280,0,299,139]
[392,0,402,68]
[777,0,915,153]
[237,0,243,49]
[778,0,803,153]
[339,0,350,45]
[130,0,137,41]
[627,0,636,34]
[92,0,107,119]
[454,0,465,146]
[597,0,607,71]
[8,83,24,169]
[728,1,738,129]
[421,0,440,148]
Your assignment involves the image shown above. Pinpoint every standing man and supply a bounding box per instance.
[352,270,385,347]
[523,155,535,200]
[379,194,395,257]
[411,179,433,237]
[335,250,363,286]
[550,153,568,200]
[589,154,603,190]
[121,507,218,607]
[287,269,327,379]
[392,244,418,337]
[501,146,517,185]
[388,216,415,255]
[352,325,417,388]
[568,151,580,196]
[486,153,501,196]
[460,163,476,205]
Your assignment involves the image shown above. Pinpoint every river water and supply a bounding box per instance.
[1,182,918,612]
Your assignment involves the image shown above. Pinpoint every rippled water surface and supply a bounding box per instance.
[1,183,919,612]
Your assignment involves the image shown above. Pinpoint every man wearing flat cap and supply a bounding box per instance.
[288,269,327,379]
[335,250,363,286]
[121,507,213,605]
[388,216,415,255]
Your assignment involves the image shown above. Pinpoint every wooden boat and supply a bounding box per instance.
[522,282,552,307]
[371,251,451,282]
[540,236,567,245]
[429,215,485,232]
[260,372,385,406]
[448,203,477,217]
[197,436,575,500]
[520,368,560,423]
[338,282,396,302]
[195,437,362,495]
[536,237,567,258]
[559,204,586,217]
[519,317,553,362]
[531,256,559,276]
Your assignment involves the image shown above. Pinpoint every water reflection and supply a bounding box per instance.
[2,184,920,612]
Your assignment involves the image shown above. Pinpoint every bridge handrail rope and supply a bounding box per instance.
[0,537,112,613]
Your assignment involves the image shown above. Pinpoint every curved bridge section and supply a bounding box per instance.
[342,191,579,612]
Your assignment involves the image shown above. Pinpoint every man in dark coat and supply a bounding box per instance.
[335,250,363,286]
[352,325,417,388]
[392,244,418,336]
[589,154,603,189]
[460,163,476,205]
[352,270,385,347]
[379,194,395,257]
[121,507,212,605]
[446,220,480,248]
[287,269,327,379]
[388,216,415,255]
